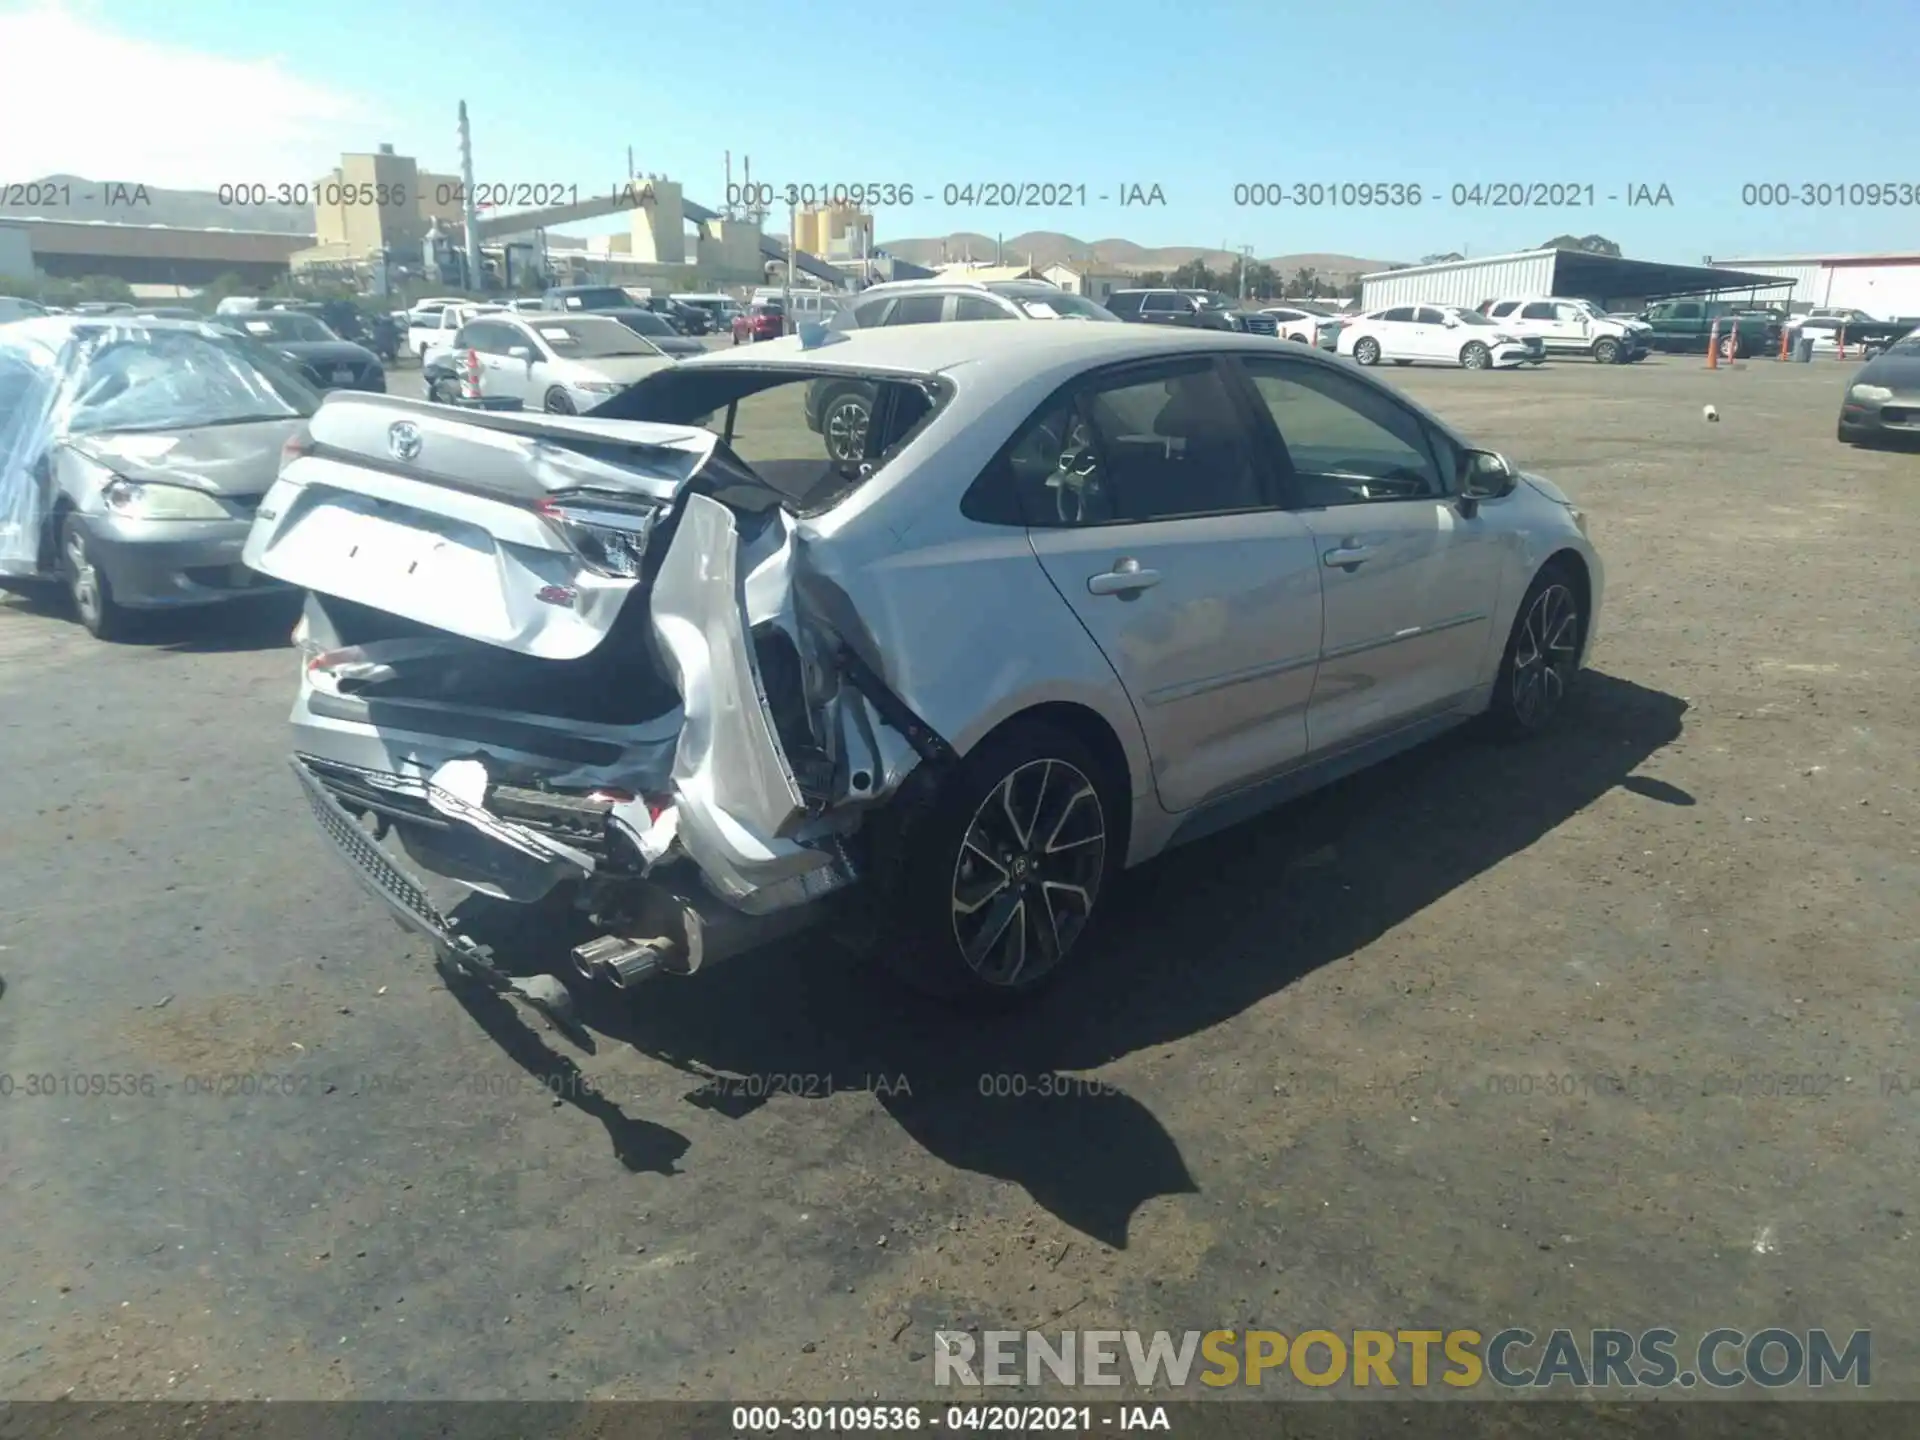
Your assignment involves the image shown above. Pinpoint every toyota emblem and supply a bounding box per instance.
[387,421,423,462]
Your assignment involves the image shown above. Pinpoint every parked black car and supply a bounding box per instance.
[214,311,386,391]
[1836,327,1920,446]
[1104,288,1278,335]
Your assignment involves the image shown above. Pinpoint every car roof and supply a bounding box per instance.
[676,318,1331,378]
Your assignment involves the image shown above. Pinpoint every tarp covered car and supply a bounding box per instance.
[0,317,317,637]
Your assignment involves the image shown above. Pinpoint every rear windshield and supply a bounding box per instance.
[588,365,951,514]
[552,288,630,310]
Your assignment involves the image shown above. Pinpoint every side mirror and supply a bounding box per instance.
[1458,449,1518,512]
[508,345,533,361]
[1443,316,1460,328]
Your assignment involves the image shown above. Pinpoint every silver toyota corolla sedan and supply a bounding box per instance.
[242,322,1602,1012]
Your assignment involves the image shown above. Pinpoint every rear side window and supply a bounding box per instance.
[1521,302,1557,320]
[1380,307,1416,323]
[1000,364,1264,527]
[887,295,945,326]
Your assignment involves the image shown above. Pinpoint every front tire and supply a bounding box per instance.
[428,376,461,404]
[1460,342,1491,370]
[543,388,577,415]
[1353,336,1381,366]
[1485,562,1584,738]
[61,515,131,641]
[1593,337,1619,364]
[876,722,1119,1006]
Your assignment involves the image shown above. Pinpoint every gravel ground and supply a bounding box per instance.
[0,351,1915,1406]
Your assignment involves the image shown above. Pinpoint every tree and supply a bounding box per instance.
[1289,266,1319,299]
[1541,233,1622,257]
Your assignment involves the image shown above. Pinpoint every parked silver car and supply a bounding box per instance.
[445,312,677,412]
[242,324,1602,1010]
[0,316,317,638]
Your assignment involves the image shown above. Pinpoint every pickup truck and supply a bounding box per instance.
[1637,300,1781,358]
[406,302,502,362]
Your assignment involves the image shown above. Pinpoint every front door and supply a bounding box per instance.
[1412,306,1457,362]
[1017,358,1325,813]
[1230,354,1501,754]
[1373,306,1418,359]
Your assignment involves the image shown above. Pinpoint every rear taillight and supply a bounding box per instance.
[535,494,660,579]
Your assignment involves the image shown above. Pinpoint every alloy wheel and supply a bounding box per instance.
[824,397,871,461]
[64,525,101,628]
[950,758,1107,988]
[1354,338,1380,365]
[1510,583,1580,727]
[1462,343,1490,370]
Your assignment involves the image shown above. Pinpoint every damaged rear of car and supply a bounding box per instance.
[244,360,957,997]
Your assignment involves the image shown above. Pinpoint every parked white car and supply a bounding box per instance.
[1259,302,1342,347]
[1479,297,1650,364]
[1338,305,1540,370]
[452,312,677,413]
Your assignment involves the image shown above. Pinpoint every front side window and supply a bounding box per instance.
[1489,301,1519,318]
[1239,358,1441,508]
[1415,307,1448,325]
[1004,363,1263,527]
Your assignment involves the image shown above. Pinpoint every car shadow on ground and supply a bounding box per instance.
[448,671,1690,1245]
[0,585,298,652]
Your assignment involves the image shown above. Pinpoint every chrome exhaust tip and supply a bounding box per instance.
[570,933,681,990]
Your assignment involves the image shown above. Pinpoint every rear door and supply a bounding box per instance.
[1018,357,1324,813]
[1374,306,1418,358]
[1230,354,1501,753]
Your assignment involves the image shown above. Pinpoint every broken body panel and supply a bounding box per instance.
[245,391,934,966]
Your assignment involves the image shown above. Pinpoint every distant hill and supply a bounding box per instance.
[882,230,1396,278]
[0,174,314,234]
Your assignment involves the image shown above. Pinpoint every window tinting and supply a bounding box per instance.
[954,295,1014,321]
[1380,307,1416,323]
[1521,302,1558,321]
[887,295,945,325]
[1240,358,1441,507]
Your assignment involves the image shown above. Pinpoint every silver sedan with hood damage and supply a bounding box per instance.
[0,315,318,638]
[242,322,1603,1009]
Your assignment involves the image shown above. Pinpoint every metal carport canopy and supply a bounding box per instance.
[1546,250,1793,301]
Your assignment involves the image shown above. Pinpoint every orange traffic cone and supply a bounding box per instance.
[461,347,482,401]
[1837,327,1847,361]
[1706,320,1720,370]
[1778,326,1791,361]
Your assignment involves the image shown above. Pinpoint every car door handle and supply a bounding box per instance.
[1323,544,1376,570]
[1088,560,1161,596]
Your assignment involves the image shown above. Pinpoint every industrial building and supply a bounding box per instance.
[0,216,310,287]
[1041,263,1131,304]
[299,145,466,271]
[1707,253,1920,319]
[1359,248,1790,313]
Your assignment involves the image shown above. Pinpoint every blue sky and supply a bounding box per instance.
[7,0,1919,264]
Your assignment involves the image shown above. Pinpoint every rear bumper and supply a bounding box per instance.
[79,513,290,610]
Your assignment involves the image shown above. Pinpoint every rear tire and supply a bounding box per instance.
[1485,561,1584,739]
[875,721,1121,1007]
[1353,336,1381,366]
